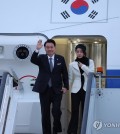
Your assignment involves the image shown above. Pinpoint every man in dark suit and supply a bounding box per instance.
[31,39,69,134]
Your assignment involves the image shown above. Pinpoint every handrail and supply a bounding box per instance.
[94,74,120,78]
[80,72,95,134]
[0,74,13,134]
[0,72,18,109]
[80,73,120,134]
[0,72,8,110]
[0,76,10,122]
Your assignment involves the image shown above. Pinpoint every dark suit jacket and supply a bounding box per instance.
[31,51,69,93]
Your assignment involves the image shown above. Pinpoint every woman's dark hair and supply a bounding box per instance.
[44,39,56,47]
[75,44,86,55]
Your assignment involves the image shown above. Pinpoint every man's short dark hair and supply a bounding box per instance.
[44,39,56,47]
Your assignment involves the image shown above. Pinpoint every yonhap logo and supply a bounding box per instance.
[93,120,120,130]
[93,121,103,130]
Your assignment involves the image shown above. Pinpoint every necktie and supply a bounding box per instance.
[48,58,53,87]
[49,58,53,72]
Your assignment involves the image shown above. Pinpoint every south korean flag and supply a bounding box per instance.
[51,0,108,23]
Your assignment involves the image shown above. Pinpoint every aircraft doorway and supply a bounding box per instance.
[52,35,107,134]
